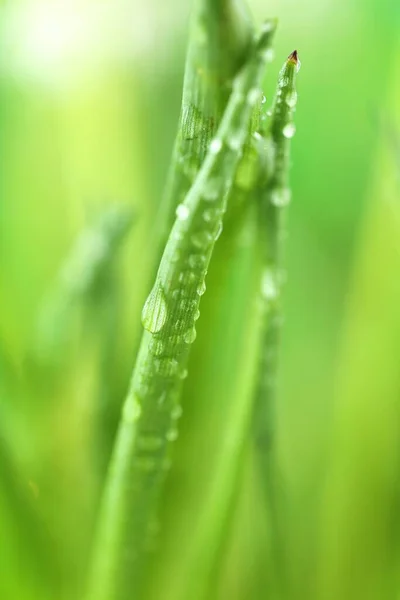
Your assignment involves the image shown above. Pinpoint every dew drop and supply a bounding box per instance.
[179,270,197,285]
[197,280,206,296]
[263,48,275,63]
[270,188,292,207]
[214,222,223,241]
[191,231,213,249]
[283,123,296,139]
[178,369,188,381]
[188,254,207,269]
[203,177,221,202]
[285,91,298,108]
[296,57,302,73]
[166,428,179,442]
[184,327,197,344]
[176,204,190,220]
[247,88,261,106]
[123,397,142,423]
[194,309,200,321]
[203,207,219,223]
[261,269,278,301]
[172,405,183,419]
[228,135,243,151]
[210,138,222,154]
[142,282,168,333]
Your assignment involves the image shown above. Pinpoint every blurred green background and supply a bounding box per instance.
[1,0,400,599]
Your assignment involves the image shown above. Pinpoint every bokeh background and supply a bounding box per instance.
[1,0,400,599]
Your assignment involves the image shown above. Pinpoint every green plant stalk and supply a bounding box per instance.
[86,23,276,600]
[252,51,300,594]
[254,50,300,469]
[152,0,254,266]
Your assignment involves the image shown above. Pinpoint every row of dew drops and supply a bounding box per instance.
[142,51,300,348]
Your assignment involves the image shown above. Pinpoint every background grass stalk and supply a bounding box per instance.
[86,23,276,600]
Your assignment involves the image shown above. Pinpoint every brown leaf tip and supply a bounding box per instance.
[287,50,298,65]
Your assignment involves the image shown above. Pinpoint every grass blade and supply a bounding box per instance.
[254,50,300,472]
[152,0,254,267]
[86,23,277,600]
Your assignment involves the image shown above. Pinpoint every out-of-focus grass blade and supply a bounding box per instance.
[86,23,276,600]
[316,55,400,600]
[32,205,135,369]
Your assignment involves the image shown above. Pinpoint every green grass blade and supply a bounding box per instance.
[86,23,277,600]
[33,205,135,369]
[254,50,300,469]
[252,50,300,596]
[152,0,254,267]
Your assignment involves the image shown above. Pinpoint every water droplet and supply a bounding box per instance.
[261,94,267,104]
[142,282,168,333]
[179,270,197,285]
[263,48,275,63]
[166,428,179,442]
[266,109,273,117]
[197,280,206,296]
[184,327,197,344]
[285,91,298,108]
[210,138,222,154]
[228,135,243,151]
[253,132,262,141]
[203,177,221,202]
[178,369,188,381]
[247,88,261,106]
[283,123,296,139]
[172,405,183,419]
[203,207,219,223]
[194,309,200,321]
[295,57,302,73]
[214,222,223,241]
[123,397,142,423]
[191,231,213,249]
[176,204,190,220]
[270,188,292,207]
[261,269,278,301]
[188,254,207,270]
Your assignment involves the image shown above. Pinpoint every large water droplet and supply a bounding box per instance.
[203,177,221,202]
[283,123,296,139]
[142,282,168,333]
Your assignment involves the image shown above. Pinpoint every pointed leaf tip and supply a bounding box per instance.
[287,50,298,64]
